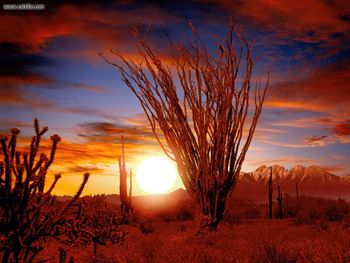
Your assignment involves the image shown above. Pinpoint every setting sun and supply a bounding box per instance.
[136,157,177,194]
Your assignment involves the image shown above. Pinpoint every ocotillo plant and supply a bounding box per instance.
[117,136,132,215]
[104,16,268,231]
[0,118,89,263]
[277,185,283,219]
[268,167,273,219]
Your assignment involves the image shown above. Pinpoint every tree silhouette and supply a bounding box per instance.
[104,17,268,231]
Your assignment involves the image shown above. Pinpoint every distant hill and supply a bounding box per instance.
[56,165,350,206]
[56,188,190,210]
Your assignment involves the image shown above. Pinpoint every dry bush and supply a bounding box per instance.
[33,217,350,263]
[282,194,301,218]
[131,210,156,235]
[83,194,107,207]
[61,198,125,259]
[294,240,350,262]
[155,199,195,222]
[223,198,261,225]
[323,198,350,221]
[277,194,350,226]
[249,238,350,263]
[342,214,350,229]
[139,221,155,235]
[250,239,298,263]
[174,200,196,221]
[289,196,350,226]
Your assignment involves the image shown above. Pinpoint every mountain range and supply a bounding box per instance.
[235,165,350,202]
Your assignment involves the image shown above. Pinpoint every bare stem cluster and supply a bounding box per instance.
[104,18,268,230]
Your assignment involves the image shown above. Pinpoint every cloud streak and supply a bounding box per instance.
[266,59,350,125]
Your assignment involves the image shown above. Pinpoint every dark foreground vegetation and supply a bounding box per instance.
[1,121,350,262]
[5,194,347,263]
[2,192,350,262]
[1,168,350,263]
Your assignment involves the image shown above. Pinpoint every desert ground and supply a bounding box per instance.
[34,195,350,263]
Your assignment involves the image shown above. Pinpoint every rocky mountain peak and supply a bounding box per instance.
[236,165,350,201]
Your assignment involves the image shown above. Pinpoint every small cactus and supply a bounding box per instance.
[277,185,283,219]
[0,118,89,262]
[61,198,125,259]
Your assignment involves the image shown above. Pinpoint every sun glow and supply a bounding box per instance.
[136,157,177,194]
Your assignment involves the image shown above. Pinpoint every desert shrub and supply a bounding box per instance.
[134,209,156,234]
[223,210,243,225]
[148,199,195,222]
[157,212,176,222]
[293,196,350,226]
[282,194,301,218]
[310,219,329,232]
[179,224,187,232]
[250,238,350,263]
[250,239,298,263]
[175,199,195,221]
[139,221,155,234]
[323,198,349,221]
[295,240,350,262]
[294,201,326,226]
[59,199,125,262]
[83,194,107,207]
[342,214,350,229]
[0,119,89,262]
[223,198,261,225]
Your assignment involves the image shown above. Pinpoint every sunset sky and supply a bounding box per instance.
[1,0,349,196]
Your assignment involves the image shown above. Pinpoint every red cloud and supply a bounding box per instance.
[266,60,350,114]
[0,4,179,52]
[333,122,350,136]
[0,74,51,86]
[201,0,350,45]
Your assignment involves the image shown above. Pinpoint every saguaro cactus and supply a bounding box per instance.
[296,182,299,197]
[277,185,283,219]
[268,167,273,219]
[0,118,89,262]
[128,170,132,206]
[117,136,132,215]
